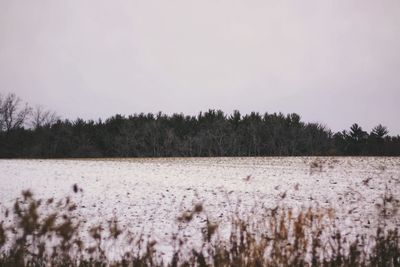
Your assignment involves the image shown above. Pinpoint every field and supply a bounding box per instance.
[0,157,399,265]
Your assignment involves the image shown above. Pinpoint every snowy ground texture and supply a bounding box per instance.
[0,157,399,258]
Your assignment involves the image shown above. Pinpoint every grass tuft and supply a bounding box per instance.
[0,185,399,266]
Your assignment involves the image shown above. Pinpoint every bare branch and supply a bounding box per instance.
[31,105,60,128]
[0,93,32,131]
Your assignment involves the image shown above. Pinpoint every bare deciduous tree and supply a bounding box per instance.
[0,93,32,132]
[31,105,59,129]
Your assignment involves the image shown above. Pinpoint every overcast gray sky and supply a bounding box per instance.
[1,0,399,134]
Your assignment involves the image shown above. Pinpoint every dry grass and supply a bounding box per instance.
[0,184,399,267]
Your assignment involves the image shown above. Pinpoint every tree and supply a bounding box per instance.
[0,94,399,157]
[371,124,388,138]
[368,124,389,155]
[0,93,32,132]
[31,105,59,129]
[349,123,367,142]
[0,94,3,131]
[348,123,368,155]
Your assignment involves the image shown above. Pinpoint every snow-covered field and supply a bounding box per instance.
[0,157,399,255]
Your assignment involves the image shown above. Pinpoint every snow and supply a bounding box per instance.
[0,157,399,258]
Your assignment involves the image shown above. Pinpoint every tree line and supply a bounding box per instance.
[0,92,399,158]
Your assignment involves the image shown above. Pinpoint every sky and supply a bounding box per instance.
[0,0,399,134]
